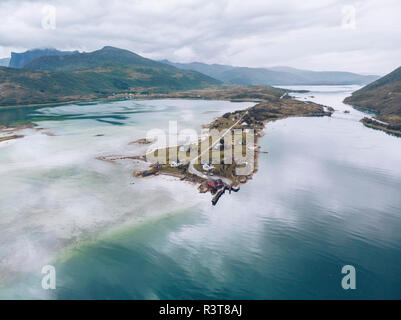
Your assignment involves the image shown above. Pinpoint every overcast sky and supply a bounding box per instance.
[0,0,400,75]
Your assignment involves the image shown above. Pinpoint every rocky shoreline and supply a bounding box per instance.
[0,124,35,143]
[361,117,401,136]
[0,124,58,143]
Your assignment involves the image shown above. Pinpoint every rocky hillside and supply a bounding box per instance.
[344,66,401,135]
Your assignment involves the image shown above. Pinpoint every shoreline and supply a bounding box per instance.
[361,117,401,137]
[0,124,56,143]
[343,99,401,137]
[0,84,310,112]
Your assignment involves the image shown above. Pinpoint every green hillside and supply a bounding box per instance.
[0,47,220,108]
[344,66,401,134]
[351,66,401,93]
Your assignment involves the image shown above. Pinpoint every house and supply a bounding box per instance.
[202,163,215,171]
[207,179,217,189]
[170,161,179,168]
[207,179,225,190]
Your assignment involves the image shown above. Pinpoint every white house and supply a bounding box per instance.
[170,161,179,168]
[236,160,248,165]
[202,163,215,171]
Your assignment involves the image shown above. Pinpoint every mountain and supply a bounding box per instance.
[161,60,302,85]
[24,46,220,90]
[161,60,379,86]
[269,66,379,85]
[0,58,10,67]
[0,46,220,108]
[9,48,79,68]
[344,66,401,134]
[26,47,161,71]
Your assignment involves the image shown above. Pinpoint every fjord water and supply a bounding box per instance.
[1,87,401,299]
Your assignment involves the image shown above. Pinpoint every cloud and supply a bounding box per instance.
[0,0,400,74]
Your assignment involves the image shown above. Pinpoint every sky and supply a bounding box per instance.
[0,0,400,75]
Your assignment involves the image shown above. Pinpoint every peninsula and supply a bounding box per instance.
[99,86,332,205]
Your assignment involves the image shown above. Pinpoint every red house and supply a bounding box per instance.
[207,179,217,189]
[207,179,225,190]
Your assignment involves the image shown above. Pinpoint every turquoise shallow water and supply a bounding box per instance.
[1,88,401,299]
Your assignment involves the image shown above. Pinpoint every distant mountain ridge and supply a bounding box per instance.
[161,60,379,86]
[8,48,79,68]
[0,46,220,107]
[0,58,10,67]
[26,46,171,71]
